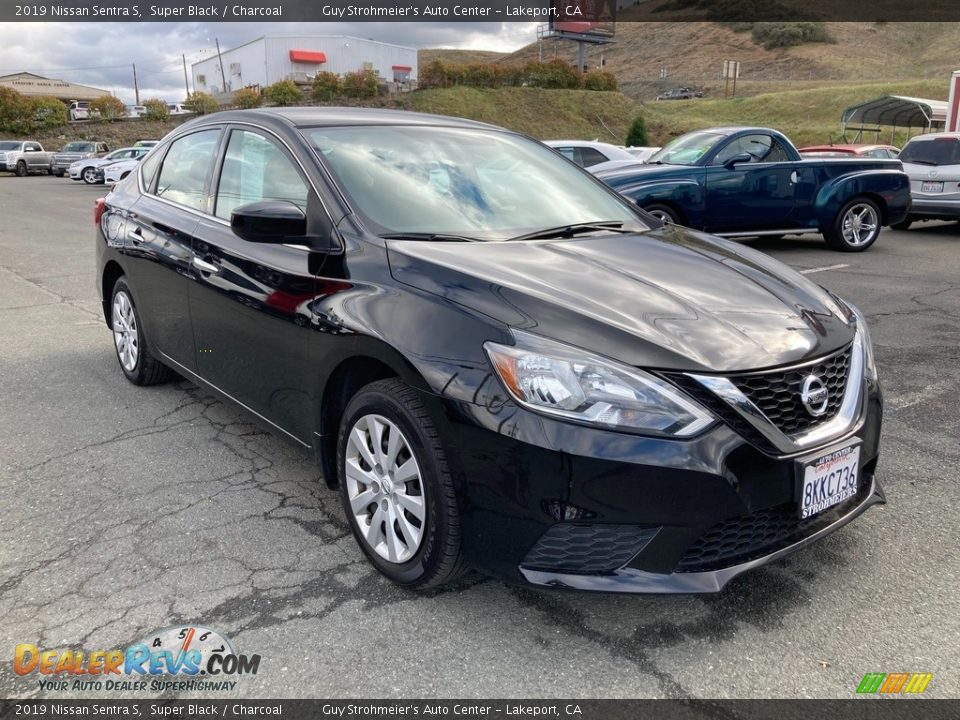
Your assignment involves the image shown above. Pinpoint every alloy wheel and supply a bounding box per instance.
[83,167,98,184]
[344,414,426,564]
[112,291,139,372]
[841,203,879,247]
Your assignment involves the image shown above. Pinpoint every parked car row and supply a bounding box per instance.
[69,100,192,122]
[0,138,159,184]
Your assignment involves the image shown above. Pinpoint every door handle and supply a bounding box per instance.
[192,256,220,274]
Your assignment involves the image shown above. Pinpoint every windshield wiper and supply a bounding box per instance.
[507,221,636,242]
[379,232,483,243]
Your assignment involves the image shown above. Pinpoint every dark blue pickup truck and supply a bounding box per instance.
[594,127,911,251]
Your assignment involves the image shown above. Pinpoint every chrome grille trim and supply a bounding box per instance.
[687,332,866,455]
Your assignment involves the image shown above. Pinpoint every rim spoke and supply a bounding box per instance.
[345,457,378,489]
[370,417,387,469]
[365,504,387,547]
[350,425,376,468]
[385,503,406,562]
[395,506,423,548]
[394,458,419,485]
[350,488,377,515]
[394,491,425,521]
[385,425,402,471]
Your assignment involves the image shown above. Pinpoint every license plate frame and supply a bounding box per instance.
[921,181,944,193]
[796,442,860,520]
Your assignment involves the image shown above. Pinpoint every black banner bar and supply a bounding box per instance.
[0,700,956,720]
[3,0,960,22]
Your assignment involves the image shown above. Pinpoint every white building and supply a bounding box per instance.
[191,35,417,94]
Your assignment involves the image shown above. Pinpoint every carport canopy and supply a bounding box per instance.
[842,95,947,132]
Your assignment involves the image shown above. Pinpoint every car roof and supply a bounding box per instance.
[907,132,960,142]
[181,107,505,133]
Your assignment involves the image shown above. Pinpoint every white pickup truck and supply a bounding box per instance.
[0,140,55,176]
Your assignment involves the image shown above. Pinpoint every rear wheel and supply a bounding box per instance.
[642,203,681,224]
[337,378,466,589]
[110,277,173,386]
[15,161,26,177]
[824,198,881,252]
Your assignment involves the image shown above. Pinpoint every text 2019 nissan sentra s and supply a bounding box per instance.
[95,109,884,593]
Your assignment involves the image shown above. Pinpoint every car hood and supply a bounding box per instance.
[55,152,95,160]
[387,225,855,373]
[70,157,111,169]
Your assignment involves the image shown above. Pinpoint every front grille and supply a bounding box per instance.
[675,478,871,573]
[730,347,851,435]
[522,524,659,575]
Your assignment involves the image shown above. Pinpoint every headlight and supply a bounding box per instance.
[484,330,715,437]
[848,303,878,381]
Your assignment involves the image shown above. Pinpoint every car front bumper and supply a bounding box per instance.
[437,376,883,593]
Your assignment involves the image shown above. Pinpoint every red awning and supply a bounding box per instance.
[289,50,326,64]
[392,65,412,72]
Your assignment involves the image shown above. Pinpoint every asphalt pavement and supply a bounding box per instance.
[0,175,957,699]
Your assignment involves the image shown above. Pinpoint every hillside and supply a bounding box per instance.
[503,22,960,101]
[418,49,505,65]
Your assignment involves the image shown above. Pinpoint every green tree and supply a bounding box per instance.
[341,69,379,99]
[89,95,127,121]
[311,72,342,101]
[625,115,650,147]
[31,97,67,129]
[0,87,36,133]
[184,92,220,115]
[263,80,302,106]
[142,98,169,121]
[233,87,263,109]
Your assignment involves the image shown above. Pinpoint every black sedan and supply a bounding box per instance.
[95,108,884,593]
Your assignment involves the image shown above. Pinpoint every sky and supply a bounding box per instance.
[0,22,539,105]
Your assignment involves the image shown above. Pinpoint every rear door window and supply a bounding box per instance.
[154,129,222,211]
[579,147,610,167]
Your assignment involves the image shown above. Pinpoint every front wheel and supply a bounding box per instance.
[824,198,882,252]
[53,170,64,177]
[642,203,681,224]
[82,166,99,184]
[110,277,173,386]
[15,161,27,177]
[337,378,466,590]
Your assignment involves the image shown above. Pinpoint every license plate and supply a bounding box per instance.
[921,181,944,193]
[798,444,860,519]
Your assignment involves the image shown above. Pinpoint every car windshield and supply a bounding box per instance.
[307,126,646,240]
[647,131,724,166]
[900,138,960,166]
[105,149,131,160]
[63,142,96,152]
[0,141,21,151]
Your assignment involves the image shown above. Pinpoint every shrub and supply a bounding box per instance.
[726,21,832,49]
[233,87,263,109]
[89,95,127,121]
[184,92,220,115]
[142,98,169,121]
[583,70,618,91]
[523,60,582,89]
[420,59,450,89]
[263,80,302,106]
[31,96,67,129]
[312,72,342,101]
[625,116,650,147]
[342,69,379,99]
[0,87,34,133]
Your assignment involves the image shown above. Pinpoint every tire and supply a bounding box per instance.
[642,203,681,224]
[54,170,64,177]
[890,217,913,231]
[109,277,173,386]
[81,166,99,184]
[824,197,882,252]
[15,160,27,177]
[337,378,466,590]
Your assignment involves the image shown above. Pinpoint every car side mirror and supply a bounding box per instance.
[723,152,753,169]
[231,201,307,244]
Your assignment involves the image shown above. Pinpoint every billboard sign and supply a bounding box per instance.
[549,0,616,39]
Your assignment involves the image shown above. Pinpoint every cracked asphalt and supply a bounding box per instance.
[0,175,958,700]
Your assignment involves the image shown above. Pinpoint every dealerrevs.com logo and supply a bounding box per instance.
[856,673,933,696]
[14,625,260,693]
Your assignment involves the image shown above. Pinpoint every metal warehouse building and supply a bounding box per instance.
[191,35,417,95]
[0,72,111,101]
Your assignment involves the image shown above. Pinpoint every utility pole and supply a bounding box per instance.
[215,38,227,94]
[182,55,191,98]
[132,63,140,104]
